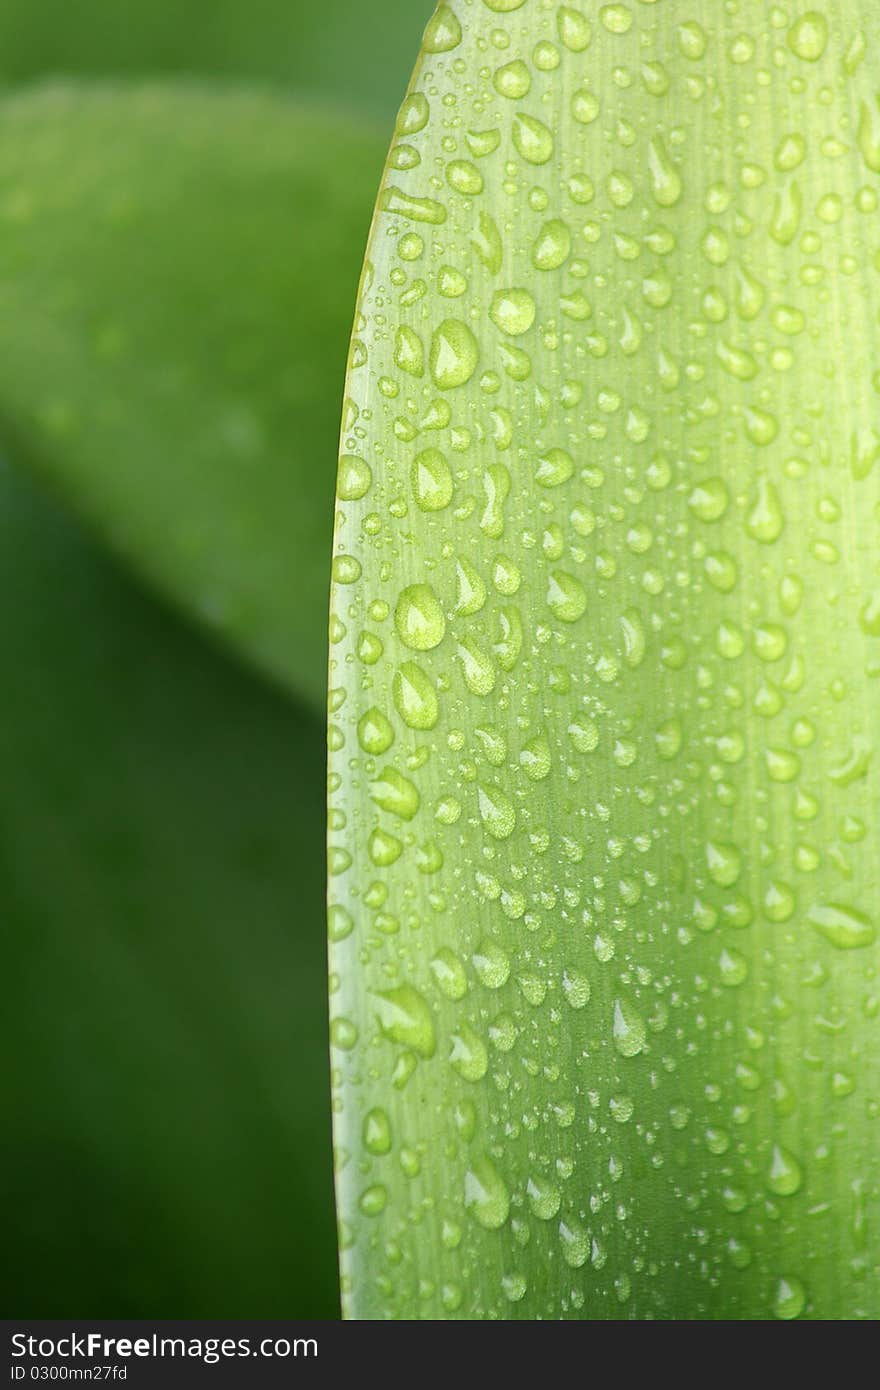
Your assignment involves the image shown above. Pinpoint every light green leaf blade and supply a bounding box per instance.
[1,461,336,1316]
[0,82,384,705]
[0,0,434,123]
[329,1,880,1319]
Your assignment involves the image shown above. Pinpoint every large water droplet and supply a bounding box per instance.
[647,136,682,206]
[490,287,536,336]
[613,998,647,1057]
[478,784,516,840]
[773,1276,806,1320]
[512,113,554,165]
[411,447,454,511]
[395,584,446,651]
[464,1156,510,1229]
[374,986,436,1057]
[430,319,479,389]
[546,570,587,622]
[767,1145,803,1197]
[787,12,827,62]
[809,903,876,950]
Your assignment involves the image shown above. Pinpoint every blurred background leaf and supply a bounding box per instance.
[0,0,430,122]
[0,0,435,1319]
[0,82,383,705]
[1,460,335,1315]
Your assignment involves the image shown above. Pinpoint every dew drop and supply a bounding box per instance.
[706,841,741,887]
[328,903,354,943]
[358,1184,387,1216]
[860,591,880,636]
[381,186,447,225]
[775,133,806,172]
[767,1144,803,1197]
[719,947,749,988]
[363,1108,392,1156]
[770,181,802,246]
[374,986,436,1057]
[858,99,880,173]
[430,319,479,389]
[370,766,420,821]
[494,60,531,100]
[808,903,876,950]
[490,287,536,336]
[531,218,571,270]
[357,707,395,755]
[787,12,827,62]
[455,557,487,615]
[430,947,468,1001]
[449,1024,489,1082]
[688,478,729,522]
[458,637,497,695]
[527,1176,561,1220]
[423,5,462,54]
[647,137,682,207]
[464,1156,510,1229]
[535,446,574,488]
[368,828,403,867]
[678,19,707,59]
[557,5,592,51]
[393,662,439,730]
[330,1016,358,1049]
[520,733,552,780]
[411,447,454,511]
[478,784,517,840]
[395,584,446,651]
[572,89,600,125]
[562,968,591,1009]
[337,453,372,501]
[613,997,647,1057]
[512,113,554,165]
[446,159,483,196]
[546,570,587,622]
[746,478,784,542]
[471,210,503,273]
[473,939,511,989]
[393,325,423,376]
[559,1220,590,1268]
[773,1276,806,1320]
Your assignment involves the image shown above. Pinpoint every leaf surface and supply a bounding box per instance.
[1,462,336,1316]
[0,82,384,704]
[329,0,880,1319]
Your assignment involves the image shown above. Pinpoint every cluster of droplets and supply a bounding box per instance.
[329,0,880,1321]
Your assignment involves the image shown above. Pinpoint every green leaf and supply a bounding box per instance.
[0,0,434,122]
[1,461,336,1316]
[0,82,385,706]
[329,0,880,1320]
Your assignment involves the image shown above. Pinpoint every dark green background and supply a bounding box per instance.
[2,0,433,1317]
